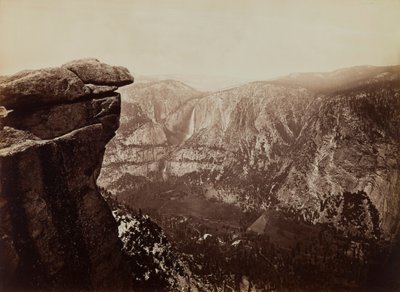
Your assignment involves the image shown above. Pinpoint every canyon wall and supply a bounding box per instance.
[99,66,400,239]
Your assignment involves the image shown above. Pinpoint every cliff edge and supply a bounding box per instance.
[0,59,133,290]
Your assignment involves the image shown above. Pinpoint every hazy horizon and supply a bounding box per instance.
[130,62,398,91]
[1,0,399,87]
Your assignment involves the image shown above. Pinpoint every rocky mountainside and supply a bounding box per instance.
[0,59,134,290]
[99,65,400,240]
[99,80,204,183]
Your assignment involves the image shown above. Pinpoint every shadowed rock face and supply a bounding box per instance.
[0,59,133,290]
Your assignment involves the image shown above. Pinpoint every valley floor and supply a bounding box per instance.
[101,187,399,291]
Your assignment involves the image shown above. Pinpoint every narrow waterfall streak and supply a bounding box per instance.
[185,107,196,141]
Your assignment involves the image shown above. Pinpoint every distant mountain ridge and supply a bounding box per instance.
[134,64,400,92]
[133,74,248,91]
[270,64,400,93]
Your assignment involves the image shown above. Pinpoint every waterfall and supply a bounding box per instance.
[185,107,196,140]
[162,162,168,181]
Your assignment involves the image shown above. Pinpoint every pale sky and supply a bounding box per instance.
[0,0,399,83]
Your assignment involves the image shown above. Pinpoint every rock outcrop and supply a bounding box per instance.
[0,59,133,290]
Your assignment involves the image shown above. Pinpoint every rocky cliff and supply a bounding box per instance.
[0,59,133,290]
[99,65,400,240]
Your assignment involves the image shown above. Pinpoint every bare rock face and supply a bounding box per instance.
[62,58,134,86]
[0,60,133,290]
[0,68,88,109]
